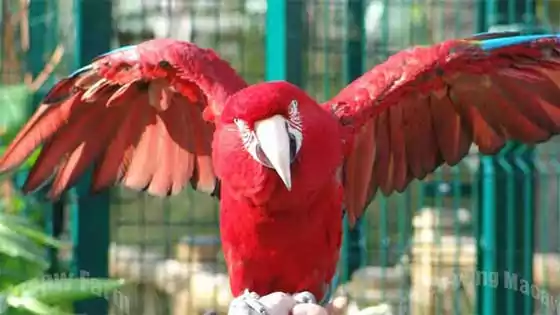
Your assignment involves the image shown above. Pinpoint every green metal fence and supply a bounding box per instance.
[3,0,560,314]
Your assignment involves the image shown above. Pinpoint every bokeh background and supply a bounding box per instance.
[2,0,560,314]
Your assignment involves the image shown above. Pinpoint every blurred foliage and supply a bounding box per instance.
[0,212,125,315]
[0,85,41,162]
[0,84,42,217]
[0,85,30,139]
[0,85,124,313]
[0,82,122,315]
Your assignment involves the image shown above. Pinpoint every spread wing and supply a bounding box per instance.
[0,38,248,199]
[325,32,560,224]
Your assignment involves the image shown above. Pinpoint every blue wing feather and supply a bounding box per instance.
[479,34,559,51]
[68,65,93,78]
[93,45,136,59]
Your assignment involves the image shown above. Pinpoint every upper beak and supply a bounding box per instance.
[254,115,292,190]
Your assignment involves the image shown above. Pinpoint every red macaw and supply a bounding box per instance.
[2,32,560,313]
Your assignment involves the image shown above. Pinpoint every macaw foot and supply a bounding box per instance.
[292,291,317,304]
[228,289,267,315]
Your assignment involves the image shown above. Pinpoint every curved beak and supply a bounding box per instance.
[254,115,292,190]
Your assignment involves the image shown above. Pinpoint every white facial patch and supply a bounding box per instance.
[233,100,304,168]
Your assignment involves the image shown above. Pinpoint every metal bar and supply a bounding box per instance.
[265,0,305,86]
[24,0,63,274]
[71,0,112,314]
[340,0,366,283]
[478,156,497,315]
[476,2,536,315]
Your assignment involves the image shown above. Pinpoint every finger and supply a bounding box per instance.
[258,292,296,315]
[292,303,328,315]
[325,295,349,315]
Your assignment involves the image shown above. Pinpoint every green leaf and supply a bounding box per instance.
[0,293,7,313]
[0,85,31,140]
[0,225,49,269]
[21,148,41,169]
[5,223,65,249]
[0,256,45,289]
[0,213,65,253]
[9,278,126,304]
[0,212,40,229]
[0,213,63,248]
[6,295,73,315]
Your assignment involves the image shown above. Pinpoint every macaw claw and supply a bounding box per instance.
[293,291,317,304]
[228,289,267,315]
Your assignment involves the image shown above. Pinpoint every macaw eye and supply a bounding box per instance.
[288,132,298,162]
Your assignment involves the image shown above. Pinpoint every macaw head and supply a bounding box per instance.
[216,80,342,205]
[219,81,307,192]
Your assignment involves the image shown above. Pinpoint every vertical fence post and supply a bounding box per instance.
[25,0,63,274]
[476,1,536,315]
[340,0,366,283]
[71,0,112,314]
[265,0,305,85]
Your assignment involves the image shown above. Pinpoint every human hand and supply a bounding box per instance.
[226,291,346,315]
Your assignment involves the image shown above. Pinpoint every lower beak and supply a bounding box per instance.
[254,115,292,190]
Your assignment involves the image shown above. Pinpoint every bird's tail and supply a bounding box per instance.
[320,272,340,306]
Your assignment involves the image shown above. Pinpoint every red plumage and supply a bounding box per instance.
[329,35,560,225]
[215,82,343,297]
[0,39,246,197]
[3,34,560,303]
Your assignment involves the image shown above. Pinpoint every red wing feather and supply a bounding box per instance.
[0,39,247,200]
[326,34,560,224]
[24,93,113,193]
[92,93,151,191]
[48,105,127,198]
